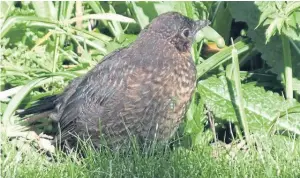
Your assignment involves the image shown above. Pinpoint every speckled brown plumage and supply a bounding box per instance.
[49,12,210,148]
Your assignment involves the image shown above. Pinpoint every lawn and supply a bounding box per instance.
[2,135,300,178]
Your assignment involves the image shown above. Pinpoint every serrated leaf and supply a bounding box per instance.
[285,2,300,16]
[277,112,300,134]
[292,78,300,95]
[275,1,285,10]
[276,18,285,34]
[265,18,280,43]
[282,14,300,41]
[198,76,300,134]
[256,8,276,29]
[228,2,300,84]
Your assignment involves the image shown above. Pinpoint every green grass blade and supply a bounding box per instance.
[231,39,250,143]
[2,78,45,124]
[0,16,112,43]
[197,39,253,79]
[2,77,64,125]
[31,1,57,20]
[0,1,14,27]
[52,36,60,73]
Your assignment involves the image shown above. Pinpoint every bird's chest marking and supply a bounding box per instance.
[173,61,195,94]
[162,54,196,118]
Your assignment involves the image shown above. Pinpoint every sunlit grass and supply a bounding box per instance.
[1,134,300,178]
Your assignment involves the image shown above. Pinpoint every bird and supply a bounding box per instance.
[20,12,210,149]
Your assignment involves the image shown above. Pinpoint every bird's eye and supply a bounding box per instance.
[181,28,190,38]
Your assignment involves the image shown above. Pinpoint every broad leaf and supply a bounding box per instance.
[228,2,300,89]
[198,76,300,134]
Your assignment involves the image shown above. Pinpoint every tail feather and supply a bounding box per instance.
[17,95,58,117]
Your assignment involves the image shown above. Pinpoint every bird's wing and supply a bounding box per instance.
[55,48,128,143]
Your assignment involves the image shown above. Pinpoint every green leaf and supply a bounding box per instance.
[256,8,276,29]
[265,18,280,43]
[196,39,253,79]
[228,2,300,85]
[0,1,14,27]
[285,2,300,16]
[2,77,64,125]
[129,2,200,29]
[107,4,125,42]
[211,2,232,44]
[0,16,112,54]
[292,78,300,96]
[31,1,57,20]
[282,12,300,41]
[231,41,250,142]
[198,76,300,134]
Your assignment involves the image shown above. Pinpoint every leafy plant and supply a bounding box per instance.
[228,2,300,99]
[198,76,300,134]
[256,2,300,100]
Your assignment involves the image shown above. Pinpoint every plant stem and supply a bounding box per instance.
[281,34,293,100]
[52,35,60,73]
[75,1,83,29]
[197,39,253,79]
[231,40,251,144]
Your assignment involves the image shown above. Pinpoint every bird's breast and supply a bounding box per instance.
[170,56,196,110]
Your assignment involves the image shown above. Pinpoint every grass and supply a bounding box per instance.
[2,134,300,178]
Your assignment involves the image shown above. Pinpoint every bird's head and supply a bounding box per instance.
[146,12,210,52]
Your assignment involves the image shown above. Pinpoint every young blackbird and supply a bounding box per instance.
[24,12,210,149]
